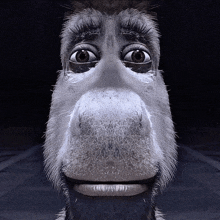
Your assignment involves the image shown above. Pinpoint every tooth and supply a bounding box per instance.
[74,184,148,196]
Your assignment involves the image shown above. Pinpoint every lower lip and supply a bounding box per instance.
[74,184,148,196]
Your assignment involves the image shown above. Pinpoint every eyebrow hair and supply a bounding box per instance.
[119,18,153,45]
[69,20,102,45]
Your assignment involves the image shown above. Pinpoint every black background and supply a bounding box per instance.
[0,0,220,147]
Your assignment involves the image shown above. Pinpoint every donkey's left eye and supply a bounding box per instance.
[124,50,151,63]
[70,50,98,63]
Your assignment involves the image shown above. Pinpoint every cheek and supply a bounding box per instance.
[65,67,96,84]
[69,62,97,73]
[121,66,156,86]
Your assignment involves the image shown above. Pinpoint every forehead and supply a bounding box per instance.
[62,8,158,39]
[66,8,153,24]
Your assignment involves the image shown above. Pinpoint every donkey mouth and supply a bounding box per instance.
[74,184,147,196]
[65,176,156,197]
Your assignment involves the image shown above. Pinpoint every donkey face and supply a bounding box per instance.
[44,2,177,219]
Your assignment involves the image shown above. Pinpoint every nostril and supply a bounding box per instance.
[78,116,82,128]
[139,114,143,127]
[139,122,143,128]
[108,143,113,150]
[70,115,92,136]
[129,120,142,135]
[79,121,92,135]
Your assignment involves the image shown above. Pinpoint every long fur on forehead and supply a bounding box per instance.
[66,0,162,15]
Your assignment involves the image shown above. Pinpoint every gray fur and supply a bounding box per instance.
[44,5,177,220]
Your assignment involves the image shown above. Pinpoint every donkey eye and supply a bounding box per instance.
[124,50,151,63]
[70,50,98,63]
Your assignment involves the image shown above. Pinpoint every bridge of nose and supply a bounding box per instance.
[94,17,126,88]
[101,17,119,53]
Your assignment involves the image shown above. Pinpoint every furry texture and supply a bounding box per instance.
[44,1,176,219]
[65,0,162,15]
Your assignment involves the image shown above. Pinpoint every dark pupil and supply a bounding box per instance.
[76,50,89,62]
[132,50,145,63]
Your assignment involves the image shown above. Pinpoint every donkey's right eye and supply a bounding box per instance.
[70,50,98,63]
[69,49,99,73]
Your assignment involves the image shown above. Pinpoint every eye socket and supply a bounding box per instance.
[124,50,151,63]
[70,50,98,63]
